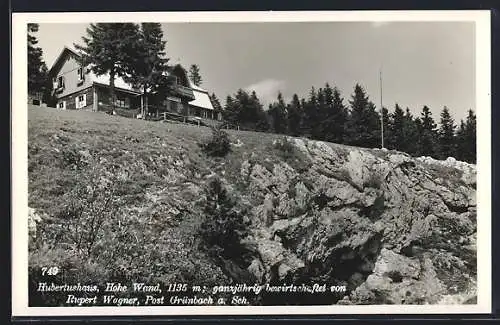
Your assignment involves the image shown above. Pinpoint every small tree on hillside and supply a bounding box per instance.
[75,23,141,112]
[189,64,203,86]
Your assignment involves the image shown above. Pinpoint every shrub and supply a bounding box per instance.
[274,136,296,160]
[61,146,88,170]
[43,165,118,258]
[199,126,231,157]
[363,172,383,190]
[199,177,249,260]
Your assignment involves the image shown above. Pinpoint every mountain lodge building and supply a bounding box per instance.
[48,46,221,121]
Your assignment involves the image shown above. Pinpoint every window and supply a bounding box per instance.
[58,101,66,110]
[57,76,64,89]
[75,94,87,109]
[77,67,84,82]
[115,97,127,108]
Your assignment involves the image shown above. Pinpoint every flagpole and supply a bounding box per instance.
[380,67,385,149]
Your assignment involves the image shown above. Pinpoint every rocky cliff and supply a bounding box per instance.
[226,137,477,305]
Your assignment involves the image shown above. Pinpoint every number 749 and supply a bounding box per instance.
[41,266,59,276]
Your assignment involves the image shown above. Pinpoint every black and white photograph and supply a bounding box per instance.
[12,11,491,316]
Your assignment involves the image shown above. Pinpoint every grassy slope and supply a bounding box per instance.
[28,106,295,304]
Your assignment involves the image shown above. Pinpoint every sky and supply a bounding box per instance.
[36,21,475,122]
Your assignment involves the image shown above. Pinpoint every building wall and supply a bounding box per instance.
[96,86,141,112]
[53,53,93,99]
[57,86,94,110]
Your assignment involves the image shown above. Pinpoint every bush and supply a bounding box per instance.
[274,136,296,160]
[199,178,249,260]
[363,172,383,190]
[199,126,231,157]
[40,164,118,258]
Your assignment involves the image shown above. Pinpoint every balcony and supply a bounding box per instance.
[173,84,195,101]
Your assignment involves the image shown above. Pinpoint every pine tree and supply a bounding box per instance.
[268,92,288,134]
[345,84,380,148]
[462,109,477,163]
[223,95,238,124]
[226,89,269,131]
[388,103,405,150]
[402,108,420,156]
[320,86,347,144]
[418,105,438,157]
[287,94,303,136]
[28,23,50,99]
[249,91,270,132]
[209,93,223,120]
[189,64,203,86]
[303,87,318,138]
[437,106,457,159]
[124,23,170,117]
[75,23,141,112]
[455,119,467,162]
[381,106,391,149]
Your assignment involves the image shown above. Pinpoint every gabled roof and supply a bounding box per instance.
[48,46,81,76]
[49,45,139,93]
[190,89,214,110]
[169,64,213,109]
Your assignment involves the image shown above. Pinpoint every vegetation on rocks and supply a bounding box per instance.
[199,126,232,157]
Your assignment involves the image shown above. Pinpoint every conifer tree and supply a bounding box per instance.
[250,91,270,132]
[303,87,318,138]
[287,94,303,136]
[345,84,380,148]
[381,106,391,149]
[28,23,50,99]
[320,86,347,144]
[209,93,223,120]
[226,89,269,131]
[223,95,238,124]
[418,105,438,157]
[460,109,477,163]
[268,92,288,134]
[388,104,405,150]
[437,106,457,159]
[124,23,170,117]
[402,108,420,156]
[189,64,203,86]
[75,23,141,112]
[456,119,467,162]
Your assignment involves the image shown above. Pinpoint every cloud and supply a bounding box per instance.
[245,78,286,107]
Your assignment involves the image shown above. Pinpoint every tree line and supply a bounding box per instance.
[211,83,476,163]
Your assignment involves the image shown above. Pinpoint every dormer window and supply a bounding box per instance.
[77,67,84,82]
